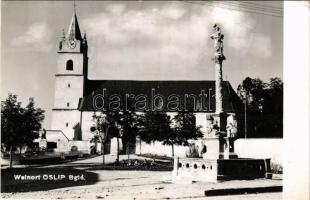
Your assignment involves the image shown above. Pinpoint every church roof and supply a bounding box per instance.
[78,80,243,113]
[67,12,82,40]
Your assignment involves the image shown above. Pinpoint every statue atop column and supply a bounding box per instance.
[210,24,226,64]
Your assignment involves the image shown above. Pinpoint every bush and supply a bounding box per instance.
[106,159,173,171]
[271,163,283,174]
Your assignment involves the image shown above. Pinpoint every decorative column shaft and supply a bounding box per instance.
[215,63,223,113]
[210,24,226,114]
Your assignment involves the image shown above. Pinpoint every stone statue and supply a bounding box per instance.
[210,24,226,63]
[59,29,66,50]
[41,128,46,139]
[226,115,237,138]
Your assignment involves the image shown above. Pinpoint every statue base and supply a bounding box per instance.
[172,157,272,183]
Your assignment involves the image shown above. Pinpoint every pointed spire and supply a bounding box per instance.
[62,29,66,40]
[73,0,77,14]
[67,8,82,40]
[83,32,87,44]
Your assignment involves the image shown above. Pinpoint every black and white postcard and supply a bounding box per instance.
[1,1,309,200]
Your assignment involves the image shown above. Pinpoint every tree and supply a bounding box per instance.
[139,111,202,157]
[118,109,139,161]
[91,111,120,165]
[1,94,45,168]
[237,77,266,113]
[237,77,283,138]
[168,112,202,157]
[20,98,45,149]
[91,98,140,164]
[261,78,283,137]
[139,111,171,144]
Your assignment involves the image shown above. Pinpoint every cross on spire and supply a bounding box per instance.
[66,1,82,40]
[73,0,77,13]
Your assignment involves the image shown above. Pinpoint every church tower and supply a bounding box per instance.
[51,10,88,140]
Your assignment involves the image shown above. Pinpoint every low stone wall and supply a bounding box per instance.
[234,138,282,165]
[138,138,282,165]
[218,158,270,180]
[137,141,187,157]
[68,140,90,154]
[173,158,218,182]
[173,157,271,182]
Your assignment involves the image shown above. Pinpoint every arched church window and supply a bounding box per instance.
[66,60,73,71]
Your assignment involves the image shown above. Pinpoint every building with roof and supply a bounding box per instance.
[48,10,243,155]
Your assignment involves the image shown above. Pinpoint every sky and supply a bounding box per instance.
[1,1,283,128]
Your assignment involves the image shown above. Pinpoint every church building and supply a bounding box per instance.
[47,10,243,155]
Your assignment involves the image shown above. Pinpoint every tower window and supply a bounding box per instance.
[66,122,69,127]
[68,83,71,88]
[67,102,70,107]
[66,60,73,71]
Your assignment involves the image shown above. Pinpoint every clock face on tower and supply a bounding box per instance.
[67,39,76,49]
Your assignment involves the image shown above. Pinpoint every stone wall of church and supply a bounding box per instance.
[68,140,90,154]
[57,53,84,75]
[81,111,97,141]
[53,76,84,109]
[51,110,81,140]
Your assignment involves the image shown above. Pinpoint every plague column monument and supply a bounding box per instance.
[204,24,237,160]
[172,24,272,182]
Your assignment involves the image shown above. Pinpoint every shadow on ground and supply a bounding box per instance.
[1,167,99,193]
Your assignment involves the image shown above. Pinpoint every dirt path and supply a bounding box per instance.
[1,169,282,200]
[1,155,282,200]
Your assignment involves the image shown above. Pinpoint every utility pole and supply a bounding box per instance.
[244,92,247,139]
